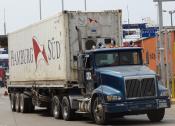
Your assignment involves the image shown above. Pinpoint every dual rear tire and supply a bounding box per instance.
[10,93,34,113]
[51,96,74,121]
[20,93,34,113]
[11,93,74,121]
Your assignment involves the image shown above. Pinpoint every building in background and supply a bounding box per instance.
[133,29,175,97]
[123,23,158,42]
[0,35,8,87]
[133,29,175,74]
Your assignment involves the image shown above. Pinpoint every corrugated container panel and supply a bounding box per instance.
[8,10,122,85]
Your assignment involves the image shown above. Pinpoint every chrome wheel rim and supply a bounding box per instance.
[63,105,68,117]
[53,105,58,117]
[20,96,24,111]
[93,98,104,122]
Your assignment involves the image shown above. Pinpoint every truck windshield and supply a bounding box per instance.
[95,50,142,67]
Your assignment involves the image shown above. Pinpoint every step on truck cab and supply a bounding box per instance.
[7,10,170,125]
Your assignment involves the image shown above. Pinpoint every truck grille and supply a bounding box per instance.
[125,78,156,99]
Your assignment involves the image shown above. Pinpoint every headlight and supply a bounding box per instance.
[106,95,122,102]
[160,90,169,97]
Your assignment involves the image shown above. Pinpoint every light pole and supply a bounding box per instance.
[154,0,175,98]
[84,0,87,11]
[153,0,175,85]
[127,5,130,36]
[154,0,165,84]
[39,0,42,20]
[4,8,6,35]
[169,10,175,26]
[61,0,64,11]
[163,10,175,26]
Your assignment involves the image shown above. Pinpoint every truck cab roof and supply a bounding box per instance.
[85,47,142,54]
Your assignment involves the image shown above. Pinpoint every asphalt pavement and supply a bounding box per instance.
[0,87,175,126]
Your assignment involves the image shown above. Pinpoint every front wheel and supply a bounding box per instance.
[92,97,107,125]
[147,108,165,122]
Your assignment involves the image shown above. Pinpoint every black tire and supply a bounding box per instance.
[52,96,62,119]
[15,93,20,112]
[46,104,52,116]
[28,98,35,113]
[10,93,16,112]
[92,97,107,125]
[20,93,29,113]
[62,96,73,121]
[147,108,165,122]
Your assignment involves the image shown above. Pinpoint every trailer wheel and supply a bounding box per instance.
[15,93,20,112]
[52,96,62,119]
[20,93,29,113]
[62,96,73,121]
[147,108,165,122]
[92,96,107,125]
[28,99,35,113]
[10,93,16,112]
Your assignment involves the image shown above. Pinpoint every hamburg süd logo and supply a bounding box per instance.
[32,36,49,70]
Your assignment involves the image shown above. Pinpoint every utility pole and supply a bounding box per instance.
[84,0,87,11]
[39,0,42,20]
[158,0,165,84]
[153,0,175,85]
[4,8,6,35]
[163,9,175,26]
[62,0,64,11]
[127,5,130,36]
[169,10,175,26]
[127,5,130,24]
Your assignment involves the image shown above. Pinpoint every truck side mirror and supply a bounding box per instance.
[84,55,92,69]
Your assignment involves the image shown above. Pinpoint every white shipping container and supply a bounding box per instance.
[8,10,122,86]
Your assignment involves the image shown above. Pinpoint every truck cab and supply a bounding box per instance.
[77,47,170,124]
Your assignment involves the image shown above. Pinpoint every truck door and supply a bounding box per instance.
[84,54,95,95]
[77,54,94,95]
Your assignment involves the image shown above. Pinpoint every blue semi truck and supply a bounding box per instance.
[76,47,170,124]
[7,11,170,125]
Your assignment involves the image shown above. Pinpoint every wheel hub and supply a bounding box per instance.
[54,106,58,116]
[63,106,68,117]
[94,103,103,120]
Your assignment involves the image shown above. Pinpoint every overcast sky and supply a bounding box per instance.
[0,0,175,34]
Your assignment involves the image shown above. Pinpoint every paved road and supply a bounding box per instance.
[0,87,175,126]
